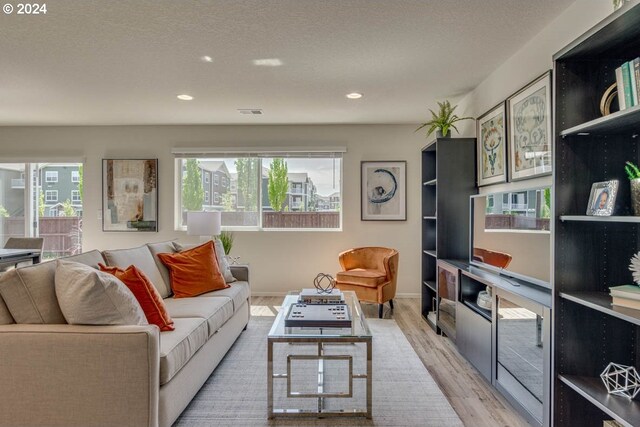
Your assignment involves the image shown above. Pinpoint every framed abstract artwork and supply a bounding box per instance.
[477,103,507,186]
[361,161,406,221]
[102,159,158,232]
[507,71,553,181]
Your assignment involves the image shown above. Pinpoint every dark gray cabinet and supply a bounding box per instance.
[421,138,476,332]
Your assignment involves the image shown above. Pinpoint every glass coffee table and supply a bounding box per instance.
[267,290,372,419]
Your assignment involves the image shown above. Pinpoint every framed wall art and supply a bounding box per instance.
[102,159,158,232]
[508,71,553,181]
[477,103,507,186]
[586,180,618,216]
[361,161,406,221]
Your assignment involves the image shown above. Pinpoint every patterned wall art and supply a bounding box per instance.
[361,161,406,221]
[102,159,158,232]
[508,71,553,181]
[477,103,507,186]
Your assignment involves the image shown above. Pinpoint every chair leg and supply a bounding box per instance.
[389,299,394,310]
[378,304,383,319]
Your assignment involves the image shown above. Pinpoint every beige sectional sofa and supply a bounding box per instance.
[0,241,250,427]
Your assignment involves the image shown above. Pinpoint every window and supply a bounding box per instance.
[174,149,344,230]
[204,190,210,203]
[45,190,58,202]
[45,171,58,183]
[204,173,210,184]
[71,170,80,183]
[71,190,81,203]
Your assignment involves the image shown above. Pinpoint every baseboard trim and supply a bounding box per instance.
[252,291,420,298]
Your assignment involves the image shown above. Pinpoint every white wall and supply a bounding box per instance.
[456,0,612,195]
[0,124,425,296]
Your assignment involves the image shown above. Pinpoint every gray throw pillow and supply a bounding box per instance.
[54,260,148,326]
[214,239,236,284]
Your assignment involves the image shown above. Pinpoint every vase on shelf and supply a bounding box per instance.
[435,130,450,139]
[631,178,640,215]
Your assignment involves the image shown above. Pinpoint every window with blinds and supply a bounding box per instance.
[173,147,345,230]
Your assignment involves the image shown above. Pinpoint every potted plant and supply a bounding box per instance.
[219,230,234,255]
[415,100,473,138]
[625,161,640,215]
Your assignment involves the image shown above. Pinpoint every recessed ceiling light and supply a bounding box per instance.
[177,94,193,101]
[346,92,363,99]
[201,56,213,63]
[252,58,283,67]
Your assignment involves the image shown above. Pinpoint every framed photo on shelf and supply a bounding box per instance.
[586,180,618,216]
[361,161,406,221]
[477,103,507,186]
[507,71,553,181]
[102,159,158,232]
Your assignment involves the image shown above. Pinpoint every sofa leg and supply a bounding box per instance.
[378,304,383,319]
[389,299,394,310]
[243,324,248,331]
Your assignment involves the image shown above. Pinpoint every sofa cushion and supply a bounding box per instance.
[100,263,175,331]
[55,260,148,326]
[103,245,171,299]
[146,241,177,295]
[198,281,250,313]
[336,269,387,288]
[157,241,229,298]
[160,317,208,385]
[0,261,65,324]
[164,296,233,337]
[0,296,14,324]
[64,249,106,269]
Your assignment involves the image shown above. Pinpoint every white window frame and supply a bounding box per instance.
[172,147,345,232]
[222,176,227,187]
[204,190,210,203]
[214,192,220,204]
[204,173,210,184]
[71,190,81,203]
[45,190,58,202]
[214,174,219,185]
[71,170,80,183]
[45,171,58,183]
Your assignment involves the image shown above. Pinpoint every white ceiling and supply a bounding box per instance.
[0,0,573,125]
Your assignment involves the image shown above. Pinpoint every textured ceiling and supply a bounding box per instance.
[0,0,574,125]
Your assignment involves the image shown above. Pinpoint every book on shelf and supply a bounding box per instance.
[609,284,640,300]
[612,296,640,310]
[615,57,640,110]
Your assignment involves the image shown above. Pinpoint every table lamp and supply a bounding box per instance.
[187,211,221,243]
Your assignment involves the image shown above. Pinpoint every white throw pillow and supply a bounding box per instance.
[54,260,148,326]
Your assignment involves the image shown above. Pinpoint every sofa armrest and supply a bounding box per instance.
[230,264,249,282]
[0,324,160,427]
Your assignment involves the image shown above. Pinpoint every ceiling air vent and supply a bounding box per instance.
[238,109,263,115]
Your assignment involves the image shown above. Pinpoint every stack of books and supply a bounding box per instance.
[298,288,344,304]
[610,285,640,310]
[615,58,640,111]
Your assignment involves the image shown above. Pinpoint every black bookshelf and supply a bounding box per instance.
[421,137,476,332]
[553,2,640,426]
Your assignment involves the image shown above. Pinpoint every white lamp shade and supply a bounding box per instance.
[187,211,221,237]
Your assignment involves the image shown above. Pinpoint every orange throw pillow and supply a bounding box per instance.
[99,263,175,331]
[157,241,229,298]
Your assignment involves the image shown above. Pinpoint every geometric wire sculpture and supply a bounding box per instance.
[600,362,640,399]
[313,273,336,294]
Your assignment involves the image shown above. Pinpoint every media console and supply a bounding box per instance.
[438,260,552,427]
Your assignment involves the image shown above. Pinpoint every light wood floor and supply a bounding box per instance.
[251,296,530,427]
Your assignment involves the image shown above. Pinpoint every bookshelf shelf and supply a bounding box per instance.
[560,104,640,137]
[558,375,640,427]
[560,292,640,327]
[423,280,436,292]
[423,250,437,258]
[423,179,437,186]
[560,215,640,223]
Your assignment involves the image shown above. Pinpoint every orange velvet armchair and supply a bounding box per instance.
[335,247,399,318]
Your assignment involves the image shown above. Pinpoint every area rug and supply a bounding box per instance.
[174,317,462,426]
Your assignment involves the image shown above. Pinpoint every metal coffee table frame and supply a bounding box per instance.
[267,291,372,419]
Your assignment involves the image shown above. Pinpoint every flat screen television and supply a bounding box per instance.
[470,187,551,288]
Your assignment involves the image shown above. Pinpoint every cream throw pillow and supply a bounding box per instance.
[54,260,147,326]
